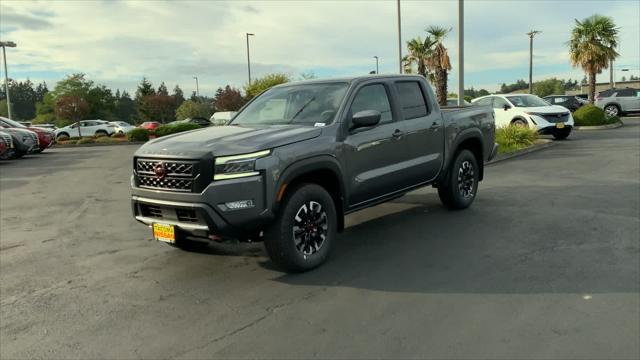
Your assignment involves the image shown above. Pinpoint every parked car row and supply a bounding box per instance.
[0,116,55,159]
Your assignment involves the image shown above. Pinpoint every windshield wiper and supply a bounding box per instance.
[288,97,316,123]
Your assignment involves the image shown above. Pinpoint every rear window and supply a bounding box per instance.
[598,89,615,97]
[394,81,428,119]
[616,88,636,97]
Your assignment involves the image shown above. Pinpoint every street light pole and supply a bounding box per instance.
[527,30,541,94]
[0,41,17,119]
[192,76,199,97]
[458,0,464,106]
[246,33,254,85]
[397,0,402,74]
[373,56,379,74]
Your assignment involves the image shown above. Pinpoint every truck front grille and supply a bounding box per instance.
[541,113,570,123]
[136,158,199,192]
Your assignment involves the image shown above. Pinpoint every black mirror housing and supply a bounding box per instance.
[351,110,381,130]
[503,104,511,111]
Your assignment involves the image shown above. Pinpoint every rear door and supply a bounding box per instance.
[391,80,443,184]
[342,82,409,206]
[616,88,639,111]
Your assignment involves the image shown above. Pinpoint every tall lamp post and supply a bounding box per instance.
[373,56,379,74]
[192,76,199,97]
[527,30,541,94]
[0,41,17,119]
[397,0,402,73]
[246,33,255,85]
[457,0,464,106]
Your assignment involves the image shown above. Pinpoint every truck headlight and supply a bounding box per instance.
[214,150,270,180]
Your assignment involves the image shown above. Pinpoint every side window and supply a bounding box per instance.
[493,97,509,109]
[553,97,565,104]
[617,89,634,97]
[394,81,428,119]
[350,84,393,123]
[474,97,493,106]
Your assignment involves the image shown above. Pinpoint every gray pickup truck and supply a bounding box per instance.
[131,75,497,272]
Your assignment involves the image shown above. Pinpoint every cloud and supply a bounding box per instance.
[0,0,638,95]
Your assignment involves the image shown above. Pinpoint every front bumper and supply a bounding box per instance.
[538,124,573,135]
[131,174,274,240]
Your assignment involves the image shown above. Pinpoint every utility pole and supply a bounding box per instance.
[373,56,379,74]
[527,30,541,94]
[192,76,199,97]
[397,0,402,74]
[246,33,255,85]
[458,0,464,106]
[0,41,17,119]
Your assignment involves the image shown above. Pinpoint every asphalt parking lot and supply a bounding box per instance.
[1,119,639,359]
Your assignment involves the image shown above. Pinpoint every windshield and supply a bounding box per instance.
[231,82,349,126]
[507,95,551,107]
[0,117,27,128]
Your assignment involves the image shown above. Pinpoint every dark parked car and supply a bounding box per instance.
[543,95,586,112]
[131,75,497,272]
[0,127,39,158]
[0,131,12,159]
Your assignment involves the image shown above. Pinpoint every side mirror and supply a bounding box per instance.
[351,110,381,130]
[503,104,511,111]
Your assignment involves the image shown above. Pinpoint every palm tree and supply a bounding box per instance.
[403,37,430,78]
[568,14,619,103]
[425,26,452,106]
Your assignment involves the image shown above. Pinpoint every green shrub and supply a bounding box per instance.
[127,128,150,142]
[76,138,95,144]
[496,126,538,153]
[155,123,201,137]
[95,136,116,143]
[573,104,618,126]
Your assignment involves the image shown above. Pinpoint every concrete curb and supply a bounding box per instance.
[488,139,556,165]
[52,141,146,148]
[574,121,623,130]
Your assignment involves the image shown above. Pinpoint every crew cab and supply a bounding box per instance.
[131,75,497,272]
[472,94,574,139]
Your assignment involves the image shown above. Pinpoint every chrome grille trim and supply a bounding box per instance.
[135,158,199,192]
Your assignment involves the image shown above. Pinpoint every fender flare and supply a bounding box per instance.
[436,128,484,184]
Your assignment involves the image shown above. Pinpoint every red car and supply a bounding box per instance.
[0,117,55,152]
[139,121,160,131]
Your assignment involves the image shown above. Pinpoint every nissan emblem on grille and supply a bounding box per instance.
[154,163,167,179]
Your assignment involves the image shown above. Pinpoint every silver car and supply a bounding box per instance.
[595,88,640,117]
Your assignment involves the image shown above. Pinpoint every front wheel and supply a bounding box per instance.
[438,149,479,210]
[604,104,619,118]
[264,183,337,272]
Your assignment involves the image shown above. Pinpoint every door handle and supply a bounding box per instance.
[430,122,440,131]
[392,129,404,138]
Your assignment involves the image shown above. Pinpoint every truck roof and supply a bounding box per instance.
[273,74,427,88]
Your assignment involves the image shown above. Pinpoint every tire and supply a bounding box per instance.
[438,149,479,210]
[553,130,571,140]
[95,130,108,137]
[511,118,528,127]
[13,149,26,159]
[56,132,70,140]
[604,104,619,118]
[263,183,337,272]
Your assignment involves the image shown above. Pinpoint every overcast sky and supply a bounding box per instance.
[1,0,639,96]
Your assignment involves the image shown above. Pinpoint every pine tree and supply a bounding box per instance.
[157,82,169,96]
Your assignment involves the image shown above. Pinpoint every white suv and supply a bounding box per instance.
[472,94,574,139]
[55,120,116,139]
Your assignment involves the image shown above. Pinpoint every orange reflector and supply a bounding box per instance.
[277,183,288,201]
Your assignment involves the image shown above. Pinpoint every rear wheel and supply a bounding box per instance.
[95,130,108,137]
[264,183,337,272]
[604,104,619,118]
[511,118,528,127]
[438,149,479,210]
[56,132,70,140]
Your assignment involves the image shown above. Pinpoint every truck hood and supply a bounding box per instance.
[135,124,322,158]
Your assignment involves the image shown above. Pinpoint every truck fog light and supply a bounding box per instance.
[225,200,255,210]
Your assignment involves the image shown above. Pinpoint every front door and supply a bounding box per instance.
[342,82,409,207]
[492,97,515,126]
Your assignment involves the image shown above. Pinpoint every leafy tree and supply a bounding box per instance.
[214,85,246,111]
[173,85,185,107]
[145,94,176,123]
[500,80,528,93]
[425,26,453,106]
[0,99,7,117]
[157,82,169,96]
[569,14,619,103]
[135,77,156,121]
[86,84,115,119]
[533,78,565,97]
[114,91,136,123]
[630,75,639,80]
[55,95,89,123]
[244,73,290,99]
[33,93,56,124]
[621,76,627,82]
[464,87,490,99]
[35,81,48,103]
[175,100,211,120]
